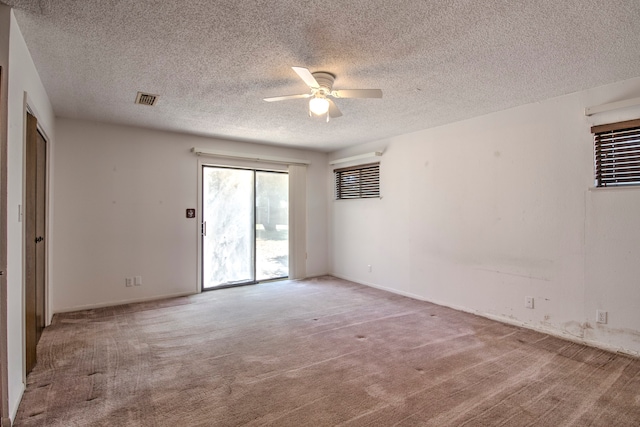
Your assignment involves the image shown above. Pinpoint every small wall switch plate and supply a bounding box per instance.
[367,265,372,272]
[596,310,607,324]
[525,296,534,309]
[134,276,142,286]
[125,277,133,287]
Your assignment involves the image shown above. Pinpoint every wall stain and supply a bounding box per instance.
[563,321,586,339]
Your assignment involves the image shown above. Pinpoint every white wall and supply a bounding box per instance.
[329,76,640,356]
[52,118,328,312]
[6,9,55,420]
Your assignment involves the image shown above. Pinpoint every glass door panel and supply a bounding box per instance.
[202,167,255,289]
[256,171,289,281]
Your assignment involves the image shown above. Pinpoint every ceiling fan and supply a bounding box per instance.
[264,67,382,121]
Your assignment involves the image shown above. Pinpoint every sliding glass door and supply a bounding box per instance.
[202,166,288,290]
[255,171,289,281]
[202,167,254,288]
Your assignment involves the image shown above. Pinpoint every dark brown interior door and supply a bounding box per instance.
[25,112,46,375]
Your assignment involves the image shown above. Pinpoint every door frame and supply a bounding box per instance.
[24,100,51,324]
[0,65,10,427]
[196,158,289,293]
[23,109,48,377]
[22,101,50,382]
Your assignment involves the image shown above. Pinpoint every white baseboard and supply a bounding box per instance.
[55,276,335,315]
[53,291,196,314]
[330,274,640,359]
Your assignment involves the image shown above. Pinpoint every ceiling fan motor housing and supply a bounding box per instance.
[312,72,335,94]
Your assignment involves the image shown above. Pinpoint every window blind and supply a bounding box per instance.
[592,119,640,188]
[334,163,380,199]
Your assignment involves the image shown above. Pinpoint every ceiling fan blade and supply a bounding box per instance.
[263,93,311,102]
[332,89,383,99]
[292,66,319,88]
[328,99,342,118]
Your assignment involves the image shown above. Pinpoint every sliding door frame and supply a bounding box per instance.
[196,158,292,292]
[201,165,256,291]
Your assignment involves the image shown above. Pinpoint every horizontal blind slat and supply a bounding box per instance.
[597,145,640,155]
[597,137,640,145]
[598,170,640,177]
[597,156,640,166]
[597,160,640,169]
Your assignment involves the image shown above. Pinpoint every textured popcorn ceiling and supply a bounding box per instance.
[5,0,640,151]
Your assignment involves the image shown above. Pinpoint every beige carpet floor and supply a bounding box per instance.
[14,276,640,426]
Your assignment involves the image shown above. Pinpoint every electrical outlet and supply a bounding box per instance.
[125,277,133,287]
[596,310,607,324]
[367,265,372,273]
[525,296,534,309]
[134,276,142,286]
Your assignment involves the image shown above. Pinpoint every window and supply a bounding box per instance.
[334,163,380,199]
[592,119,640,188]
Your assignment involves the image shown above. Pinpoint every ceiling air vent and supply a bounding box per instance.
[135,91,159,106]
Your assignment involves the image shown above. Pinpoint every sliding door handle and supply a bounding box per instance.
[202,221,207,237]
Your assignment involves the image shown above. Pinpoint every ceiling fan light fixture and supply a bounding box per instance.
[309,97,330,116]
